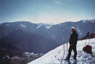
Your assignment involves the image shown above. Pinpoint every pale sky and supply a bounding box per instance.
[0,0,95,24]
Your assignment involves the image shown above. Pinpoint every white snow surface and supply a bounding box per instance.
[28,38,95,64]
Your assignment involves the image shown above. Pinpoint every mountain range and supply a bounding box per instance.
[0,19,95,53]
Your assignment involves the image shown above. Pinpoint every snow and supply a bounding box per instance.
[46,25,52,29]
[20,24,26,28]
[36,23,52,29]
[28,38,95,64]
[77,27,82,35]
[36,24,43,29]
[19,24,26,30]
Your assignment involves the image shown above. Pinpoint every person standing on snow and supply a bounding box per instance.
[65,27,78,60]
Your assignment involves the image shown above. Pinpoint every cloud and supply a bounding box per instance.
[54,0,63,5]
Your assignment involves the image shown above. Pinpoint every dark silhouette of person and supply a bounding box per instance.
[65,27,78,60]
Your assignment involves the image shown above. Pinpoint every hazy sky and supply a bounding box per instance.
[0,0,95,24]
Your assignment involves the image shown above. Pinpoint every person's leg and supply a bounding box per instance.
[73,46,77,60]
[66,46,72,60]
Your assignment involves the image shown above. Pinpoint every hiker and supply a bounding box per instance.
[65,27,78,60]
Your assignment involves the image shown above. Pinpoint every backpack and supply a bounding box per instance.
[83,45,93,54]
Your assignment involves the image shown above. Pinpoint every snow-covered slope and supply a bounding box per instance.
[28,38,95,64]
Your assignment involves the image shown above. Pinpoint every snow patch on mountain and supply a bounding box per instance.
[18,24,27,30]
[36,23,52,29]
[36,23,43,29]
[46,25,52,29]
[77,27,82,35]
[20,24,26,28]
[28,38,95,64]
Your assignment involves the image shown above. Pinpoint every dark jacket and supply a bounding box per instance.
[69,31,78,46]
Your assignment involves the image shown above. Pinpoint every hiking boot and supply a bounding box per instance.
[74,58,77,60]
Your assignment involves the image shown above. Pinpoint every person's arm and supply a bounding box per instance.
[74,33,78,45]
[69,34,72,46]
[75,33,78,45]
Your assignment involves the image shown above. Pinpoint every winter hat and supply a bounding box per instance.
[71,27,76,31]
